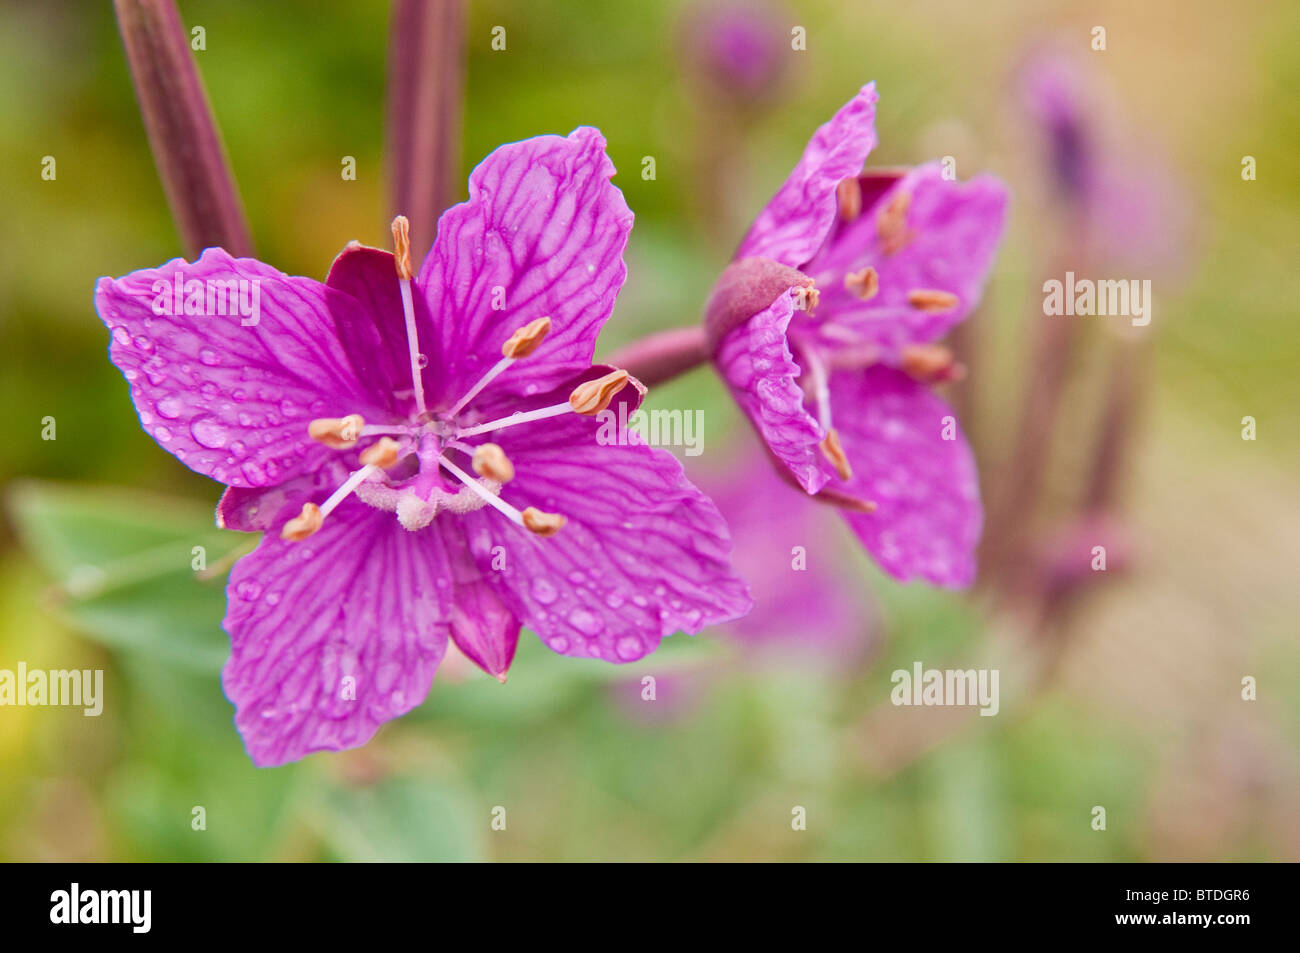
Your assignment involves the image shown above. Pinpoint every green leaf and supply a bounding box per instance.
[7,480,248,673]
[310,775,486,862]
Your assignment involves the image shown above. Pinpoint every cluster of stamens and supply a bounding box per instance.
[281,216,631,543]
[797,177,967,489]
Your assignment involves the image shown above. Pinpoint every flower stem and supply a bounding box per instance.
[602,326,709,388]
[387,0,465,265]
[114,0,253,258]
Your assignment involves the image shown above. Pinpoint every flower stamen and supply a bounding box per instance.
[521,508,566,537]
[844,266,879,301]
[907,289,960,313]
[471,442,514,483]
[391,215,427,417]
[819,427,853,481]
[836,177,862,222]
[568,369,630,415]
[444,317,552,419]
[281,464,380,541]
[876,190,912,255]
[901,344,965,383]
[359,436,403,468]
[308,414,365,449]
[793,284,820,314]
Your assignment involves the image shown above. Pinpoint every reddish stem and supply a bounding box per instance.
[114,0,253,258]
[387,0,465,265]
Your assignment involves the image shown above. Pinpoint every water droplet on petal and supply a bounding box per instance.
[531,578,558,605]
[111,327,131,346]
[199,348,220,366]
[236,579,263,601]
[154,426,172,442]
[604,592,625,609]
[615,636,642,660]
[156,396,184,419]
[569,608,604,636]
[548,636,570,653]
[416,353,429,369]
[190,414,228,448]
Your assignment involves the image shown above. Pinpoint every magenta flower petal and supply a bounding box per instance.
[461,381,752,662]
[444,534,521,681]
[215,460,350,532]
[808,162,1009,356]
[222,497,451,767]
[830,366,981,587]
[95,248,383,488]
[415,127,634,412]
[735,82,877,267]
[713,286,832,494]
[325,242,438,417]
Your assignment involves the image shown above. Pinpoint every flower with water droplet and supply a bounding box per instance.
[705,83,1008,587]
[94,128,751,767]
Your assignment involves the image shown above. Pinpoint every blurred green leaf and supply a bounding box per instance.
[7,480,244,673]
[311,775,485,862]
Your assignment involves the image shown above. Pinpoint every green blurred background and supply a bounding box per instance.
[1,0,1297,860]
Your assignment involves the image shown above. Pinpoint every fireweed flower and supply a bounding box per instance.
[706,83,1008,586]
[94,129,751,766]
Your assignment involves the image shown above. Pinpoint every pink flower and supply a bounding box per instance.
[95,128,751,766]
[707,84,1009,586]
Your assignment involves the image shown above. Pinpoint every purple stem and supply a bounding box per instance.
[387,0,465,265]
[114,0,253,258]
[603,326,709,388]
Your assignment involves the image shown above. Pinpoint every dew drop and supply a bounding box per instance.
[156,396,184,419]
[531,577,558,605]
[111,327,131,346]
[235,579,262,601]
[604,592,625,609]
[154,426,172,442]
[569,608,604,636]
[199,348,220,366]
[548,636,570,653]
[416,353,429,369]
[265,591,282,607]
[189,414,228,448]
[133,335,154,351]
[615,636,643,660]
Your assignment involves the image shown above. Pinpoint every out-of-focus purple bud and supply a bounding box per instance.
[681,1,789,105]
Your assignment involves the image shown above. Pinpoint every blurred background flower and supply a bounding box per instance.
[1,0,1297,860]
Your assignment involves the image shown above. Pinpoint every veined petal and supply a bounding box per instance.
[222,497,451,767]
[828,366,982,587]
[444,530,521,681]
[216,458,351,533]
[416,127,634,413]
[95,248,386,488]
[713,287,832,494]
[809,162,1009,355]
[460,378,752,662]
[735,83,878,268]
[325,243,438,417]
